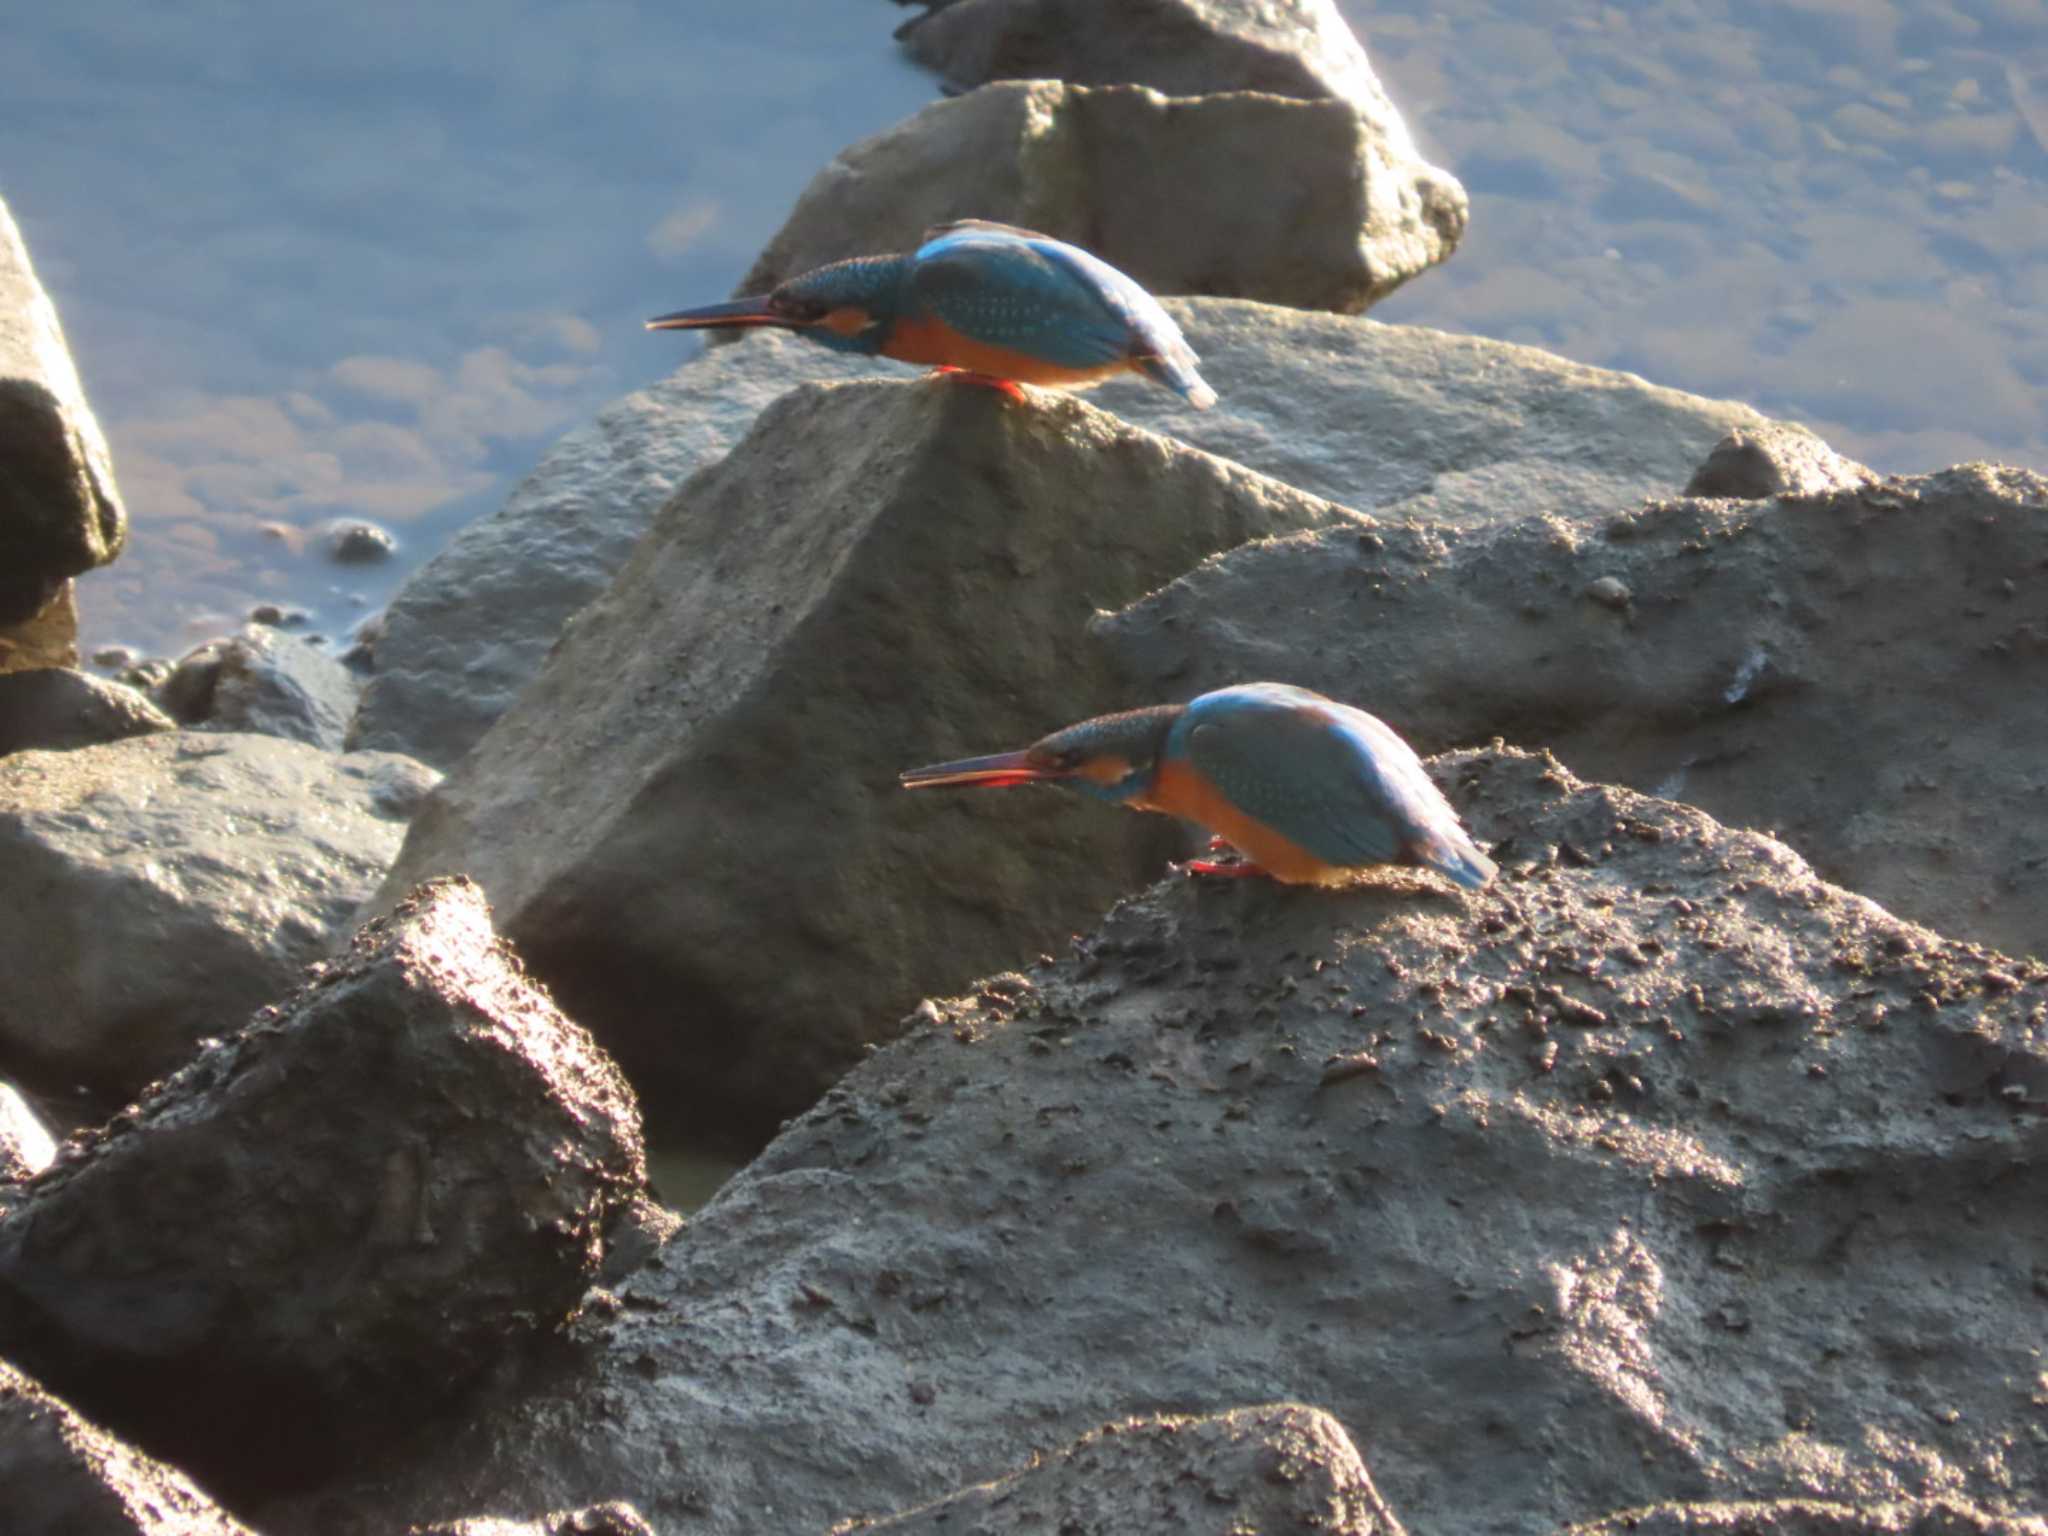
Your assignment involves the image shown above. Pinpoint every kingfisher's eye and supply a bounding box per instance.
[770,293,829,323]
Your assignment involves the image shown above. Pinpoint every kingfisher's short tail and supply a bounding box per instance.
[1138,351,1217,410]
[1413,827,1498,890]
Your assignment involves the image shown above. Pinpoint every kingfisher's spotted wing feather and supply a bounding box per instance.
[908,227,1137,371]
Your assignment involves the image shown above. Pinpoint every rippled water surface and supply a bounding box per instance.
[6,2,2044,661]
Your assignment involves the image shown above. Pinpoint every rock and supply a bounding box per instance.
[0,1081,56,1185]
[734,80,1464,316]
[268,749,2048,1536]
[348,331,883,770]
[355,301,1783,770]
[1095,462,2048,962]
[327,518,398,564]
[366,381,1355,1139]
[410,1504,657,1536]
[159,625,359,751]
[0,731,438,1107]
[0,1359,258,1536]
[0,196,125,628]
[0,580,78,675]
[0,878,646,1502]
[833,1404,1408,1536]
[0,666,173,756]
[1571,1501,2048,1536]
[895,0,1405,128]
[1685,423,1875,500]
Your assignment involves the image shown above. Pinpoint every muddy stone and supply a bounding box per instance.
[1097,463,2048,962]
[267,750,2048,1536]
[0,879,646,1502]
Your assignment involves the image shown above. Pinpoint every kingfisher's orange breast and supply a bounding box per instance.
[881,314,1134,388]
[1142,759,1349,886]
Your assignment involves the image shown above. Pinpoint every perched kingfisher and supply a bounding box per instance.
[647,219,1217,408]
[900,683,1497,889]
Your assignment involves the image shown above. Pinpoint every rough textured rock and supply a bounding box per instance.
[160,624,358,751]
[270,749,2048,1536]
[0,196,125,627]
[1097,463,2048,963]
[0,879,646,1502]
[833,1404,1409,1536]
[367,380,1355,1139]
[0,1358,257,1536]
[410,1504,656,1536]
[1685,424,1876,500]
[355,301,1785,769]
[895,0,1405,128]
[0,579,79,674]
[734,80,1464,316]
[0,665,173,756]
[0,731,439,1106]
[0,1081,56,1186]
[1568,1502,2048,1536]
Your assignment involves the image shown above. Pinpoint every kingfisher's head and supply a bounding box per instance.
[898,704,1184,805]
[646,254,907,355]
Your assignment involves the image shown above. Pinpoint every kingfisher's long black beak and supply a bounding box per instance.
[645,297,789,332]
[899,750,1067,790]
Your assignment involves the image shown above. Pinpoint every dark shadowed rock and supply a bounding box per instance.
[0,1359,257,1536]
[0,732,438,1106]
[410,1503,657,1536]
[896,0,1403,123]
[1685,423,1875,499]
[160,624,359,751]
[0,580,79,675]
[833,1404,1409,1536]
[0,878,646,1502]
[354,301,1784,769]
[269,750,2048,1536]
[0,197,124,628]
[366,380,1356,1139]
[1096,463,2048,961]
[0,1081,55,1186]
[735,80,1465,315]
[0,665,172,756]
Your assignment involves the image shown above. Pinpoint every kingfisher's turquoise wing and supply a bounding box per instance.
[908,227,1136,371]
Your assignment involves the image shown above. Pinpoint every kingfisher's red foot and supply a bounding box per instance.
[931,366,1028,401]
[1184,857,1269,880]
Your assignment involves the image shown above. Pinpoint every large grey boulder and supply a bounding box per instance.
[1097,462,2048,963]
[0,879,646,1502]
[735,81,1465,316]
[0,1359,257,1536]
[834,1404,1409,1536]
[0,665,172,756]
[272,749,2048,1536]
[0,731,438,1106]
[0,196,124,629]
[895,0,1407,129]
[160,624,359,751]
[366,380,1355,1138]
[354,301,1786,770]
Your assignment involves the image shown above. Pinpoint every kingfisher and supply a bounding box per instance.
[899,683,1497,889]
[647,220,1217,408]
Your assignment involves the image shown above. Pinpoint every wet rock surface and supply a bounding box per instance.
[367,379,1355,1140]
[1096,462,2048,963]
[0,196,125,629]
[0,731,438,1106]
[161,624,359,751]
[353,300,1782,770]
[0,665,173,756]
[735,79,1464,316]
[0,878,646,1503]
[832,1403,1409,1536]
[270,749,2048,1536]
[0,1358,257,1536]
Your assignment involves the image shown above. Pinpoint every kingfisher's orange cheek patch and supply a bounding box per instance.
[1076,755,1133,786]
[822,306,872,337]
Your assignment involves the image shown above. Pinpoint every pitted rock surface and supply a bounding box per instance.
[274,750,2048,1536]
[0,878,645,1502]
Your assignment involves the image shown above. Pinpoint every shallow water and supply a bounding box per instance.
[6,1,2045,661]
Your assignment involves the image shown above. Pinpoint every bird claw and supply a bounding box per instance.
[930,366,1029,402]
[1183,857,1268,880]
